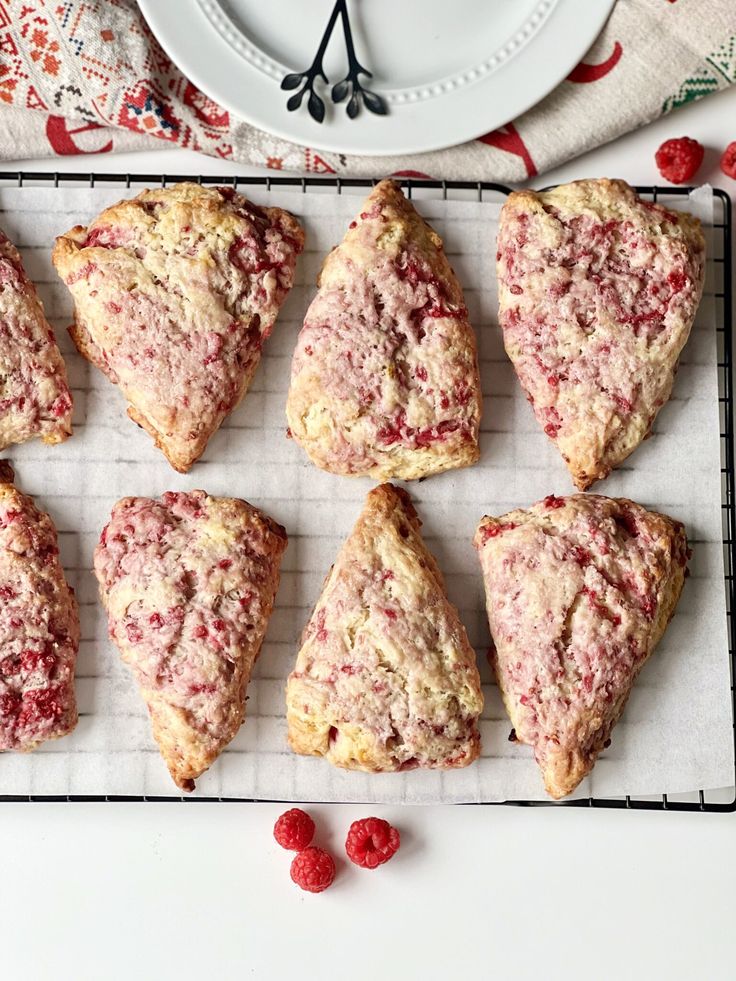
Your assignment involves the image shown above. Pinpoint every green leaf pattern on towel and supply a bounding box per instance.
[662,35,736,113]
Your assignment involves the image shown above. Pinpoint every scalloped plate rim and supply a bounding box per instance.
[137,0,617,157]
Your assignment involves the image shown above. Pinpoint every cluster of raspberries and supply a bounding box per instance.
[273,808,400,893]
[654,137,736,184]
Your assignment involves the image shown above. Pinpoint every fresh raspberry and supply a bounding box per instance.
[720,142,736,180]
[654,137,704,184]
[273,808,315,851]
[290,847,335,893]
[345,817,400,869]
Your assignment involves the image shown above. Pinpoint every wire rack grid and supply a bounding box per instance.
[0,172,732,812]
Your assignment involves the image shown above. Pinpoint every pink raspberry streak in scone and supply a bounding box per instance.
[474,494,688,799]
[0,228,72,450]
[286,484,483,771]
[0,465,79,751]
[52,182,304,472]
[94,491,287,791]
[497,179,705,490]
[286,180,482,481]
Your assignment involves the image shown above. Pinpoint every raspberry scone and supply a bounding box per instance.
[286,180,481,480]
[474,494,688,799]
[0,227,72,450]
[94,491,287,790]
[286,484,483,771]
[0,464,79,751]
[53,182,304,472]
[497,179,706,490]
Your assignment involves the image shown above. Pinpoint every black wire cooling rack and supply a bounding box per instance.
[0,172,732,812]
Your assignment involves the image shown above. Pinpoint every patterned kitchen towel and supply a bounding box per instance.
[0,0,733,179]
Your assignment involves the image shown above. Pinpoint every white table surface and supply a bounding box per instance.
[2,86,735,981]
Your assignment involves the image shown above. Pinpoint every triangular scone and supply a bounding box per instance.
[474,494,688,799]
[287,484,483,770]
[497,179,706,490]
[286,180,481,480]
[0,228,72,449]
[94,491,287,791]
[0,464,79,751]
[53,182,304,472]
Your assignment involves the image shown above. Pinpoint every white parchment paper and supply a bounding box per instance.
[0,182,731,802]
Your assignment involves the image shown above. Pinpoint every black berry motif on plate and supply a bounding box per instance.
[281,0,387,123]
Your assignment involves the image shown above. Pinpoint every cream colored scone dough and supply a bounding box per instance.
[53,182,304,472]
[496,179,706,490]
[474,494,688,799]
[287,484,483,771]
[0,227,72,450]
[0,464,79,752]
[94,491,287,791]
[286,180,482,480]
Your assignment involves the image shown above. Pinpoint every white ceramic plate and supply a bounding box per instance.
[138,0,616,156]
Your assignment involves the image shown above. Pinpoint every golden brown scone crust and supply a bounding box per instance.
[53,182,304,472]
[474,493,688,799]
[0,471,79,752]
[287,484,483,771]
[94,490,287,790]
[0,227,72,449]
[286,180,481,480]
[497,178,706,490]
